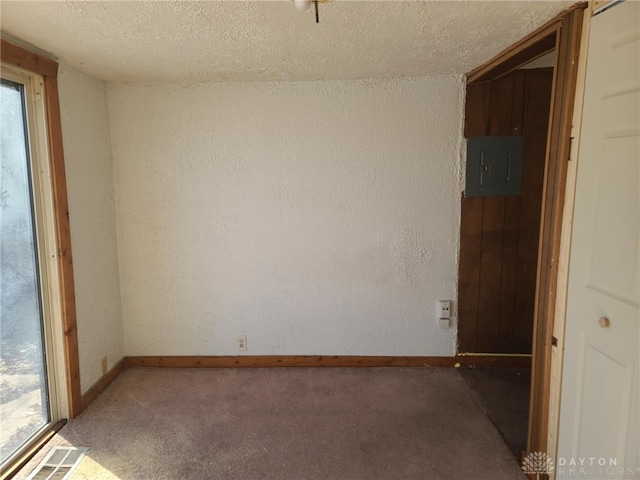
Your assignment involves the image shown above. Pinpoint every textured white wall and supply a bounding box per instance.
[107,76,465,356]
[58,63,124,392]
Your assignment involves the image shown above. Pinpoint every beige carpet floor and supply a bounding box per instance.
[16,367,526,480]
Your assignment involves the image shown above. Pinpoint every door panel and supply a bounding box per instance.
[574,336,633,462]
[558,1,639,477]
[587,133,639,305]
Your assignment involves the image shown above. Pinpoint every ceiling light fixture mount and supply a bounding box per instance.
[293,0,332,23]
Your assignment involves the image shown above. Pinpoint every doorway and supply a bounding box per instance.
[457,57,555,459]
[456,3,586,462]
[458,63,554,355]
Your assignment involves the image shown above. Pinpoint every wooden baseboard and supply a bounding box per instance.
[125,355,456,368]
[81,358,126,410]
[124,355,531,369]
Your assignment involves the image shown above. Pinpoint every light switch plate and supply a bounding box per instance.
[438,300,452,319]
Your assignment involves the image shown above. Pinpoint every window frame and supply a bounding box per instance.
[1,40,82,421]
[0,65,70,471]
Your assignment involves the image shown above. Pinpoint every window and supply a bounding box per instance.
[0,41,81,476]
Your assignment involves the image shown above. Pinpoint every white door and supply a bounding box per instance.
[557,1,639,479]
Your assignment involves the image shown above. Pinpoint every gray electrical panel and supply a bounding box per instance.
[465,136,524,197]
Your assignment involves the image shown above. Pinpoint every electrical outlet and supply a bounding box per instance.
[237,335,247,351]
[438,300,452,319]
[101,356,108,375]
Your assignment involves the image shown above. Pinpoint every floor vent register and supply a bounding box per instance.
[26,446,88,480]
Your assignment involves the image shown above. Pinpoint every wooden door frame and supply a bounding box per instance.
[1,39,83,419]
[465,3,586,456]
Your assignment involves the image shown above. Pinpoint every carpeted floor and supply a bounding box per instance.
[458,368,531,459]
[16,367,526,480]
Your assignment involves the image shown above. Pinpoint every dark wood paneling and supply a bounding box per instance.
[498,197,521,351]
[459,68,553,354]
[513,69,554,353]
[488,75,516,135]
[464,81,491,137]
[510,71,527,135]
[457,196,484,352]
[477,197,506,352]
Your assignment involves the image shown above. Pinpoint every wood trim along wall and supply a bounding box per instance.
[42,75,82,419]
[81,358,126,411]
[124,355,532,369]
[1,39,82,418]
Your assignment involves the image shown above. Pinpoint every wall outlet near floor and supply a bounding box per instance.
[237,335,247,351]
[101,356,108,375]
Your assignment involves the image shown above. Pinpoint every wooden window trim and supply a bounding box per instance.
[464,3,586,459]
[1,39,82,418]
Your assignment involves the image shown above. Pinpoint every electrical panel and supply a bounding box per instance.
[465,136,524,197]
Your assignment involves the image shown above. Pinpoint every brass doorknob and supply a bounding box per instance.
[598,317,610,328]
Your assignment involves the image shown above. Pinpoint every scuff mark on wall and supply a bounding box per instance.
[393,227,434,289]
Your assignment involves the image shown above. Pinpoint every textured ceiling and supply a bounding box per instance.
[0,1,571,83]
